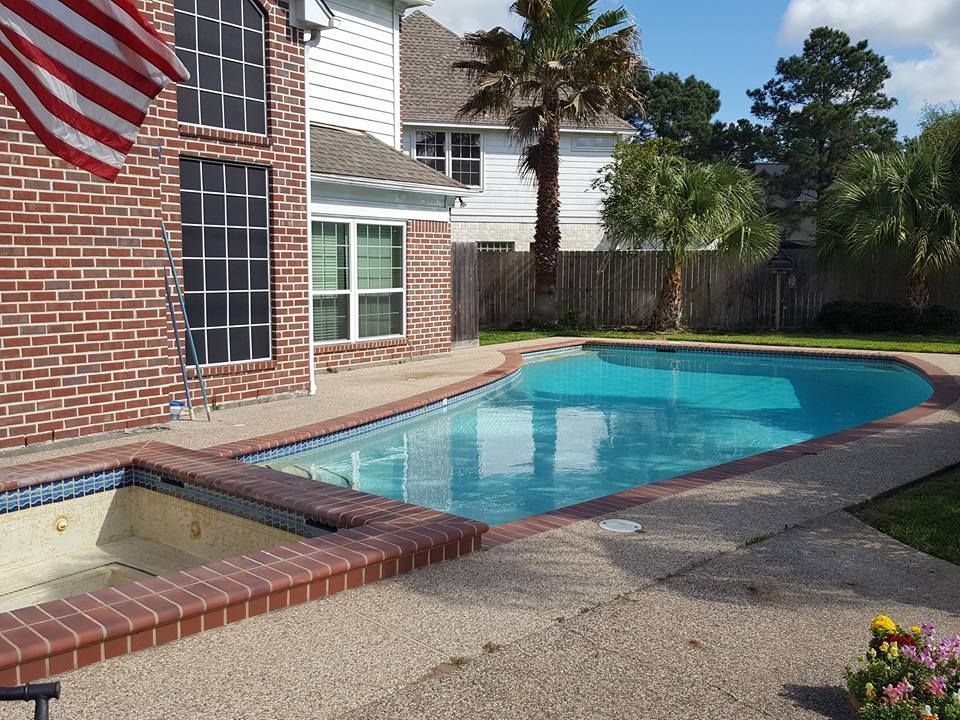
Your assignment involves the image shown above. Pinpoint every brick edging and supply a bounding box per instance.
[0,339,955,681]
[0,443,487,684]
[484,340,960,547]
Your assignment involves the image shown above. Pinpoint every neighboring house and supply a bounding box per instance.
[755,163,817,248]
[399,11,635,252]
[0,0,465,449]
[303,0,467,362]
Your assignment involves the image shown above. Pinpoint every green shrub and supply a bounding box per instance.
[819,301,959,334]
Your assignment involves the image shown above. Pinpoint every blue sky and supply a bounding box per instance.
[424,0,960,135]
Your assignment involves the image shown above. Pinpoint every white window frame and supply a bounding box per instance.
[413,129,483,188]
[571,134,616,153]
[311,217,406,345]
[477,241,515,252]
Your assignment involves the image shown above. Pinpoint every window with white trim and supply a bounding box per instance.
[414,130,482,187]
[312,221,405,343]
[571,134,616,152]
[180,158,271,364]
[477,241,515,252]
[174,0,267,134]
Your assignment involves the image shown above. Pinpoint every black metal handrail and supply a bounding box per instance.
[0,683,61,720]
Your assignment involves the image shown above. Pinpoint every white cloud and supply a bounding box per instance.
[421,0,516,35]
[888,42,960,111]
[780,0,960,118]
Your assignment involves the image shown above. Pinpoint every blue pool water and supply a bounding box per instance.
[263,348,932,525]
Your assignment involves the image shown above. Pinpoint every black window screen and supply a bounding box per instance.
[180,158,271,364]
[175,0,267,134]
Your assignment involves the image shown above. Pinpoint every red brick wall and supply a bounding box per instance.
[314,219,452,370]
[0,0,310,450]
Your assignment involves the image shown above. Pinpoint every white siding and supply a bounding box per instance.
[405,128,616,225]
[308,0,398,146]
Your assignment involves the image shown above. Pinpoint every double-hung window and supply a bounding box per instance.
[312,221,405,343]
[413,131,481,187]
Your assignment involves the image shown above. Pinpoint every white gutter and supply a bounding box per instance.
[404,120,634,136]
[312,172,477,196]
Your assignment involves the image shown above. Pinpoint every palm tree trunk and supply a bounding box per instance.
[532,108,562,325]
[906,273,930,312]
[650,262,684,331]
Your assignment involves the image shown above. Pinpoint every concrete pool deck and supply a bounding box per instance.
[0,339,958,719]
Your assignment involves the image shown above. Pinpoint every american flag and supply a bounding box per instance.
[0,0,189,180]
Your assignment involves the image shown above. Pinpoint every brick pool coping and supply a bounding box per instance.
[0,338,956,682]
[0,443,486,685]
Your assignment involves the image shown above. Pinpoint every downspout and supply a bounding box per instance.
[304,29,318,396]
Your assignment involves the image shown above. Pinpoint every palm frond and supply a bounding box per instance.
[818,141,960,277]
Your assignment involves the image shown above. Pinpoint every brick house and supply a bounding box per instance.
[0,0,466,450]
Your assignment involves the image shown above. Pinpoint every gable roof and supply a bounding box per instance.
[400,11,634,133]
[310,124,467,192]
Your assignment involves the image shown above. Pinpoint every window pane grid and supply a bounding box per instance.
[312,221,350,342]
[175,0,266,133]
[451,133,481,186]
[181,157,271,365]
[413,131,481,187]
[312,222,405,343]
[414,131,446,174]
[356,224,402,290]
[358,293,403,339]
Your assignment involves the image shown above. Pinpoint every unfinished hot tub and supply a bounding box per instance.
[0,442,487,685]
[0,473,318,612]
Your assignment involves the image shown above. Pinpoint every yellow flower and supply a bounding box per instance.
[887,642,900,660]
[911,626,922,636]
[872,615,897,634]
[865,683,876,699]
[880,641,890,653]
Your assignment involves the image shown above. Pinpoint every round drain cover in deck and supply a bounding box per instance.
[599,519,644,534]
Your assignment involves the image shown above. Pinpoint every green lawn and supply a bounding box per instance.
[855,469,960,565]
[479,329,960,354]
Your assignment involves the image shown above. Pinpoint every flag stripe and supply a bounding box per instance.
[0,22,147,126]
[0,27,137,146]
[0,50,125,165]
[63,0,181,85]
[84,0,183,82]
[1,0,159,97]
[0,56,122,178]
[0,0,188,181]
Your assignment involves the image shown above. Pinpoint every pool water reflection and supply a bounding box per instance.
[264,348,932,525]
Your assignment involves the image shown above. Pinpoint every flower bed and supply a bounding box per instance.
[847,616,960,720]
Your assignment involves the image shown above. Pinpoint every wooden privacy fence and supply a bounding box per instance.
[451,242,480,345]
[476,249,960,330]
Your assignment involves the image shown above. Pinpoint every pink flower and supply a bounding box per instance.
[902,644,918,660]
[921,623,936,637]
[883,682,911,704]
[919,651,937,669]
[926,677,947,697]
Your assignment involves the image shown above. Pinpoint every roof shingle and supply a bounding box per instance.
[310,124,466,191]
[400,11,635,133]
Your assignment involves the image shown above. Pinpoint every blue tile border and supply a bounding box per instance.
[238,369,524,466]
[0,467,329,538]
[237,340,934,471]
[0,468,129,515]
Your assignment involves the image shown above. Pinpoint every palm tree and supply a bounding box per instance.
[455,0,644,322]
[597,142,780,330]
[818,140,960,310]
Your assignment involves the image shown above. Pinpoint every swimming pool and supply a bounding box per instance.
[262,347,933,525]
